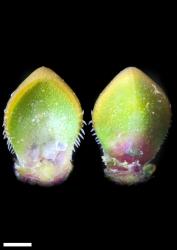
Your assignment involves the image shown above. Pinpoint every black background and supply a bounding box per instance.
[0,3,176,248]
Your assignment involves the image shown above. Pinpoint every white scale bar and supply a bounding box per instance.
[3,243,32,247]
